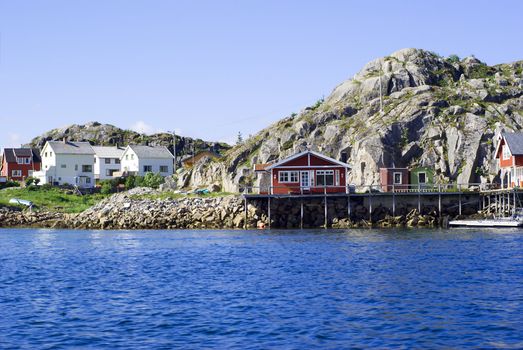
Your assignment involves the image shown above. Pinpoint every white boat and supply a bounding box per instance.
[9,198,34,207]
[449,217,523,227]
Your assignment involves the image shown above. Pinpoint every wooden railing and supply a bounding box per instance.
[240,183,494,195]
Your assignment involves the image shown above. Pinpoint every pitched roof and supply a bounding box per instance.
[265,150,351,170]
[46,141,95,155]
[2,148,41,163]
[92,146,125,158]
[128,145,174,159]
[502,132,523,155]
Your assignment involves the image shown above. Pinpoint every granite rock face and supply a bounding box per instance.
[182,48,523,191]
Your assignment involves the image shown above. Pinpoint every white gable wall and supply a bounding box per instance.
[34,143,95,188]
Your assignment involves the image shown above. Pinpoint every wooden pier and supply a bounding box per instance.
[241,184,523,229]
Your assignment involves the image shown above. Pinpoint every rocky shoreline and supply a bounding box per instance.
[0,188,480,230]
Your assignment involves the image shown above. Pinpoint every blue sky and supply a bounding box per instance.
[1,0,522,149]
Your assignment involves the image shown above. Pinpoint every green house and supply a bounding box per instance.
[410,167,435,188]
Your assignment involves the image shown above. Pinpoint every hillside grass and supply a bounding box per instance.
[0,187,109,213]
[129,191,236,201]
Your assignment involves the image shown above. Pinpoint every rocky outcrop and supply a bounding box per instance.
[26,121,231,161]
[180,48,523,192]
[0,207,65,227]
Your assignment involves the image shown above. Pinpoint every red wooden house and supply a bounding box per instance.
[379,167,409,192]
[495,132,523,188]
[259,150,351,195]
[0,148,42,182]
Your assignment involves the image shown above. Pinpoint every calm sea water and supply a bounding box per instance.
[0,228,522,349]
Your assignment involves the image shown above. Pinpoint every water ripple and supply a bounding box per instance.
[0,228,522,349]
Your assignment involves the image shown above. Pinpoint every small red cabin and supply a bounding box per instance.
[495,132,523,188]
[379,168,409,192]
[1,148,41,182]
[259,150,351,195]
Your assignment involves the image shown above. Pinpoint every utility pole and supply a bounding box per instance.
[168,130,177,173]
[378,62,383,113]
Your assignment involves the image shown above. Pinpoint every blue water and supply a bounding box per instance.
[0,229,522,349]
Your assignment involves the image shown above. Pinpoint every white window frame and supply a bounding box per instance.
[12,170,22,177]
[316,170,335,186]
[278,171,299,183]
[25,158,30,164]
[393,172,403,185]
[159,165,168,173]
[16,157,23,164]
[143,165,153,173]
[503,145,511,160]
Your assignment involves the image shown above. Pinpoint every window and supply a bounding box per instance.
[160,165,168,173]
[25,158,30,164]
[12,170,22,177]
[45,152,48,157]
[115,158,121,164]
[94,157,96,163]
[278,171,298,183]
[143,165,152,173]
[61,164,66,168]
[75,164,78,171]
[105,158,111,164]
[131,154,134,160]
[125,155,129,160]
[82,165,92,173]
[503,145,511,160]
[50,152,52,157]
[316,170,334,186]
[418,172,427,184]
[86,177,91,184]
[393,172,402,185]
[16,158,23,164]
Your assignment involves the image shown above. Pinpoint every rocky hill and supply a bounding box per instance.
[184,48,523,192]
[27,122,231,159]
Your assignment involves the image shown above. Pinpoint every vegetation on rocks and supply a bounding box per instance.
[0,187,108,213]
[180,48,523,193]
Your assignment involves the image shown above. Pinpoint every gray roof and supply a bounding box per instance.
[47,141,95,155]
[503,132,523,155]
[92,146,125,158]
[2,148,41,163]
[128,145,174,159]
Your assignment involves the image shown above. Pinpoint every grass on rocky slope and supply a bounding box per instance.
[0,187,109,213]
[129,191,236,201]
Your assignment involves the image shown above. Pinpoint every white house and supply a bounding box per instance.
[34,141,95,188]
[120,145,174,176]
[92,146,124,180]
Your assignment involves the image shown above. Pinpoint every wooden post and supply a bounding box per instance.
[458,184,462,216]
[513,190,516,216]
[244,197,248,229]
[347,194,351,220]
[369,186,373,222]
[324,196,328,229]
[300,198,304,229]
[392,184,396,217]
[268,197,271,229]
[488,194,491,214]
[438,184,442,218]
[417,183,421,213]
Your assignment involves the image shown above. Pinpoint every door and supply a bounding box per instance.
[300,171,310,189]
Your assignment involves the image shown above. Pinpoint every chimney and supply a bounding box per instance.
[62,137,67,144]
[115,143,119,149]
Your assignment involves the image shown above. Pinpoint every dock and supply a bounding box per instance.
[241,184,523,229]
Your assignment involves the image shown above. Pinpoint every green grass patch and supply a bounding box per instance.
[129,191,236,201]
[0,187,109,213]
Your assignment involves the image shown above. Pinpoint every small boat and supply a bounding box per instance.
[9,198,34,207]
[449,216,523,227]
